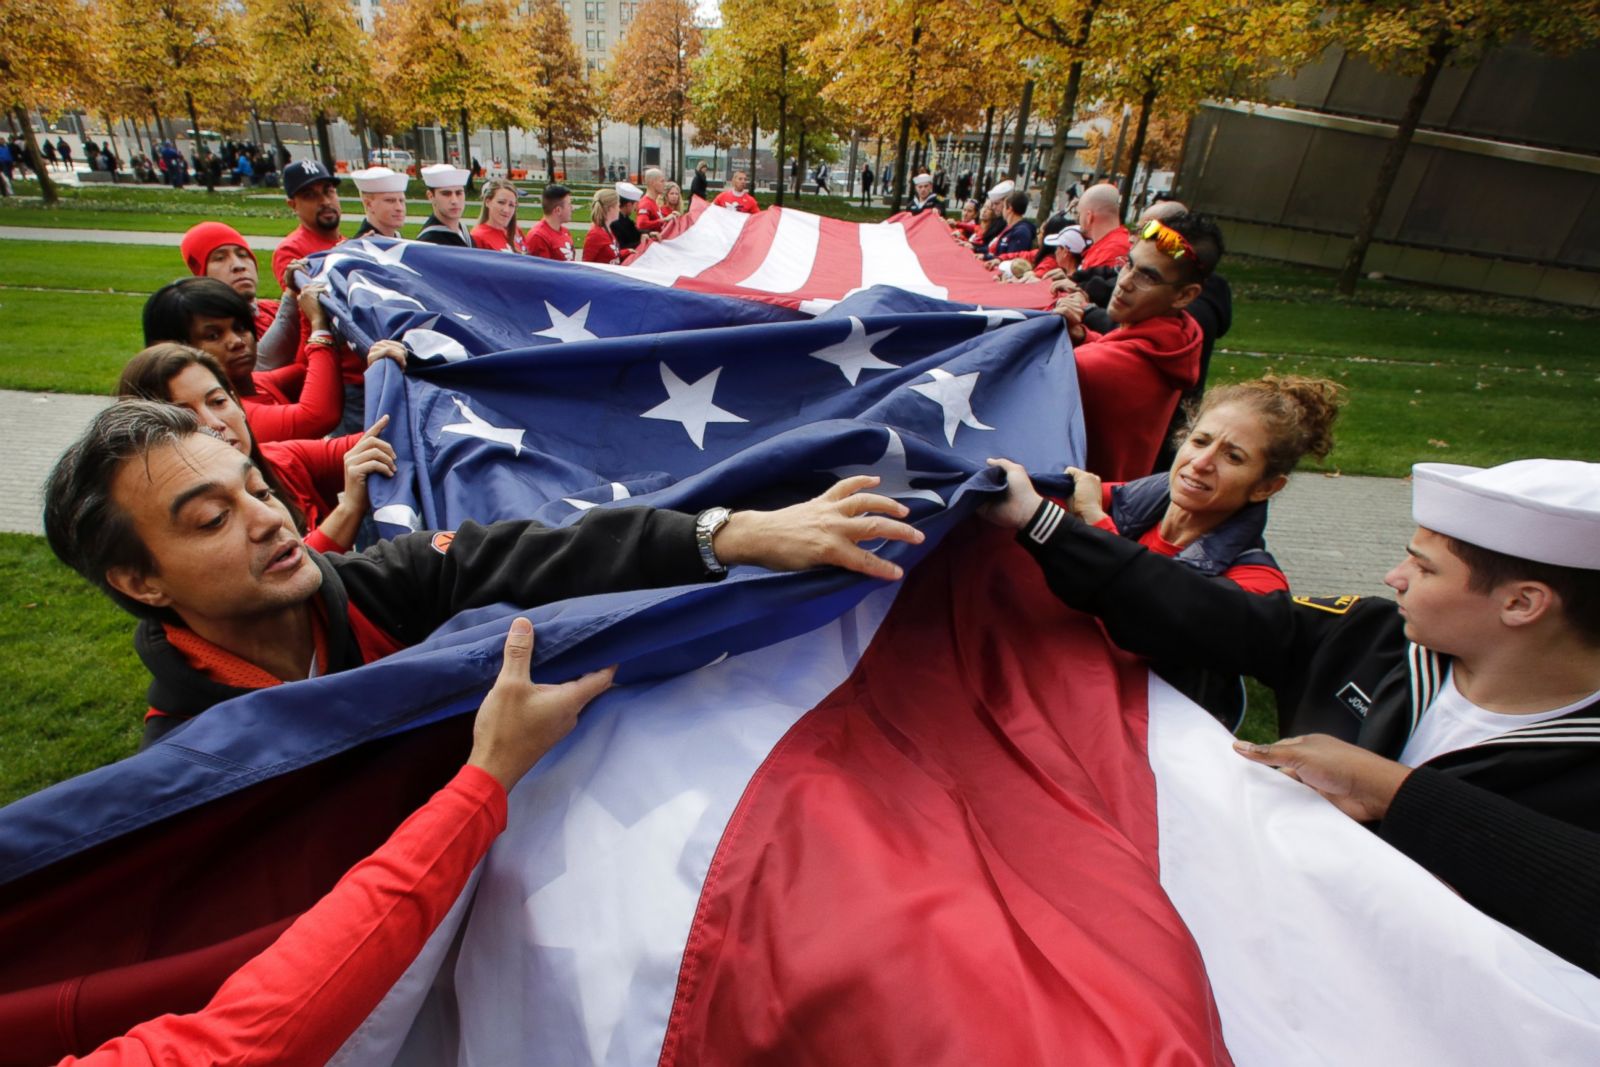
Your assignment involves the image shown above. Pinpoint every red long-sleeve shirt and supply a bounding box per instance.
[1091,483,1288,595]
[62,766,506,1067]
[636,194,667,233]
[582,222,620,264]
[261,432,359,553]
[241,339,343,443]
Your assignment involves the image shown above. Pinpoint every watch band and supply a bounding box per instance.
[695,507,731,576]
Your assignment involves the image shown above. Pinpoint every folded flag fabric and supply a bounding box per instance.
[623,200,1056,313]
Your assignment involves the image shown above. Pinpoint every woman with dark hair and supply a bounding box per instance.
[142,277,344,443]
[116,344,396,553]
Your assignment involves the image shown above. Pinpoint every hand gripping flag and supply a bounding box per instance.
[3,241,1599,1065]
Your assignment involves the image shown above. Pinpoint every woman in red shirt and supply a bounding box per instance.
[471,178,526,253]
[116,345,398,553]
[142,278,344,443]
[583,187,622,264]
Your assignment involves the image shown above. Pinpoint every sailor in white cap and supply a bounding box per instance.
[351,166,410,239]
[980,455,1600,972]
[415,163,474,247]
[906,173,945,218]
[612,180,645,251]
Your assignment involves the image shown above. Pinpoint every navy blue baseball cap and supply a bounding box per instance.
[283,159,342,197]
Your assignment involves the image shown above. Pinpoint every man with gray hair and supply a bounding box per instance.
[43,402,923,748]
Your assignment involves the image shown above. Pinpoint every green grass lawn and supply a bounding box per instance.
[0,534,145,805]
[0,288,147,393]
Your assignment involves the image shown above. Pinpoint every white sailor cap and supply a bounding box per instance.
[987,180,1015,202]
[420,163,470,189]
[913,173,933,186]
[1043,225,1090,256]
[1412,460,1600,570]
[615,181,643,201]
[351,166,408,193]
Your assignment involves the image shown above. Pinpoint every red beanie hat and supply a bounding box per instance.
[180,222,253,276]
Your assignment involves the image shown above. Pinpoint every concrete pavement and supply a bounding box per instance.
[0,387,1414,598]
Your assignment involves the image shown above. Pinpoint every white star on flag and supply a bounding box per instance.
[523,788,710,1064]
[910,368,994,446]
[346,272,426,309]
[401,327,469,363]
[828,428,957,505]
[807,316,899,385]
[959,307,1029,330]
[439,396,525,456]
[533,302,598,343]
[318,238,420,277]
[563,482,633,511]
[641,364,748,449]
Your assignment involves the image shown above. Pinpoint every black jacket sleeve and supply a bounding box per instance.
[1381,767,1600,976]
[1013,501,1399,735]
[332,507,706,646]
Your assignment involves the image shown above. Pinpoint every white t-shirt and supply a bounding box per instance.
[1399,666,1598,767]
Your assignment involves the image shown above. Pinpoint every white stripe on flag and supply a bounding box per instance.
[358,588,897,1066]
[734,208,822,293]
[1147,673,1600,1064]
[623,205,752,286]
[859,222,949,300]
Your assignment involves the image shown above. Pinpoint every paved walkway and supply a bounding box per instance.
[0,388,1413,598]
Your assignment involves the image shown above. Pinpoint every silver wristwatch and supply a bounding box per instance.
[695,506,731,576]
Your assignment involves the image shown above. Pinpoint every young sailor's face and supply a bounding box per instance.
[1384,528,1499,655]
[430,185,467,224]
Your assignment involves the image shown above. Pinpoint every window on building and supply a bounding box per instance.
[586,29,601,50]
[620,1,634,23]
[595,1,606,21]
[584,1,596,21]
[562,0,572,17]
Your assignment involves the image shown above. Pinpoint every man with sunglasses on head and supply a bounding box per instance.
[1052,212,1221,480]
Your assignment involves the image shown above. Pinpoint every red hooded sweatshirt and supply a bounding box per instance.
[1073,311,1202,481]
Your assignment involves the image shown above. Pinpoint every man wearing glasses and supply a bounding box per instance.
[1052,212,1222,480]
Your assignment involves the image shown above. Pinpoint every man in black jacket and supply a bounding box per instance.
[982,454,1600,975]
[44,403,924,747]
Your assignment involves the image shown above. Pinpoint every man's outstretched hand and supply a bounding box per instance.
[712,475,925,581]
[468,618,616,792]
[1233,734,1413,823]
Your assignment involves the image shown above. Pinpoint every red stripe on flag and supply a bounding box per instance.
[659,522,1229,1065]
[689,209,786,288]
[796,214,865,297]
[895,212,1055,310]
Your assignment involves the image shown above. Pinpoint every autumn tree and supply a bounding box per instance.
[102,0,245,165]
[1328,0,1600,294]
[809,0,992,211]
[1005,0,1106,219]
[378,0,532,186]
[0,0,92,202]
[1088,0,1324,218]
[245,0,369,171]
[610,0,702,181]
[518,0,598,178]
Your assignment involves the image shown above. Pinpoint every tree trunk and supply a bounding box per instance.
[1170,113,1196,199]
[1036,0,1101,221]
[1119,87,1157,221]
[847,132,859,197]
[1008,79,1034,180]
[355,107,370,169]
[796,124,807,199]
[128,116,146,159]
[185,90,203,163]
[976,105,994,192]
[544,126,555,180]
[637,119,644,180]
[595,117,603,179]
[151,102,165,146]
[100,112,120,183]
[1109,104,1130,184]
[1337,35,1452,296]
[459,108,474,193]
[14,108,59,203]
[774,44,789,206]
[314,109,336,173]
[250,106,264,148]
[890,20,923,212]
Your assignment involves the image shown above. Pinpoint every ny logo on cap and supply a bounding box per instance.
[303,161,325,176]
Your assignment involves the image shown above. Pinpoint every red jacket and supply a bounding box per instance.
[712,189,759,214]
[271,225,342,288]
[1073,311,1201,482]
[1079,226,1130,271]
[261,433,359,553]
[582,222,620,264]
[523,220,575,262]
[241,338,343,443]
[636,194,666,233]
